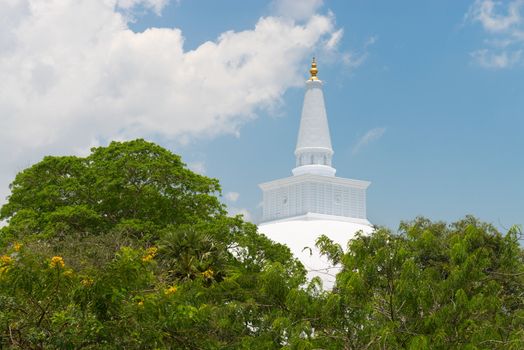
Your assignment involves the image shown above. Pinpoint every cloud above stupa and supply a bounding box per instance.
[467,0,524,68]
[0,0,345,202]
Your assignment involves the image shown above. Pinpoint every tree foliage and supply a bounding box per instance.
[314,217,524,349]
[0,140,522,349]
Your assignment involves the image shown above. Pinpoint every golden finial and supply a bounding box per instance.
[309,57,319,81]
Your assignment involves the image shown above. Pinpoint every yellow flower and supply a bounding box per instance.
[138,301,144,307]
[49,256,65,269]
[1,256,14,276]
[142,247,158,262]
[81,277,94,287]
[63,269,74,277]
[142,254,153,262]
[146,247,158,256]
[0,255,13,266]
[201,269,214,279]
[164,285,177,295]
[13,243,22,252]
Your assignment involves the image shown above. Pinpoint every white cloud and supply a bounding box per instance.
[73,138,102,157]
[272,0,324,21]
[351,127,386,155]
[225,192,240,203]
[224,193,250,221]
[325,28,343,50]
[471,48,523,68]
[187,161,206,175]
[467,0,524,68]
[468,0,523,32]
[365,36,378,47]
[0,0,342,202]
[116,0,169,15]
[341,51,368,70]
[228,207,253,222]
[340,35,377,69]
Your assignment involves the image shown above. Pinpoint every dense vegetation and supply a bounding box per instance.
[0,140,522,349]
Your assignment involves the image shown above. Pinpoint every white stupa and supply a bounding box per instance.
[258,59,373,288]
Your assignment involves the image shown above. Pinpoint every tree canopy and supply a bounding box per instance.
[314,217,524,349]
[0,140,522,349]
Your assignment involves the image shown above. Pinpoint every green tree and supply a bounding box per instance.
[0,140,308,349]
[313,216,524,350]
[1,139,222,239]
[1,140,522,349]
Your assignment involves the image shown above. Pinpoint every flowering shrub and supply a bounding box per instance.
[165,285,177,295]
[142,246,158,262]
[50,256,65,269]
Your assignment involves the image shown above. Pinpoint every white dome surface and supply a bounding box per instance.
[258,215,373,289]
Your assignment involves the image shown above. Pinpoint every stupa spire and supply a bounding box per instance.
[309,57,319,81]
[292,58,336,177]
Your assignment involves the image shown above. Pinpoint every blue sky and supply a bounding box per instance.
[1,0,523,230]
